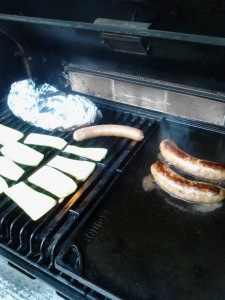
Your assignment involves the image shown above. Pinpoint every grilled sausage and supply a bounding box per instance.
[151,161,225,203]
[160,139,225,181]
[73,125,144,142]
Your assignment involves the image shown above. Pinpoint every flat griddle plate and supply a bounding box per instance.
[56,119,225,300]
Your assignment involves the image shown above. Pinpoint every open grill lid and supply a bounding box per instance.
[1,0,225,100]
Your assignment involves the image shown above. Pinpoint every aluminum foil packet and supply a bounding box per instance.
[7,79,101,131]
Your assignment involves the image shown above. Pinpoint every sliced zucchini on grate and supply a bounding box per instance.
[28,166,77,198]
[63,145,107,161]
[0,156,25,181]
[1,141,44,166]
[24,133,67,150]
[0,176,8,194]
[0,124,24,145]
[5,182,56,221]
[48,155,96,181]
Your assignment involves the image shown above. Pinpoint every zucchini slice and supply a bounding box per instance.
[28,166,77,198]
[0,176,8,194]
[24,133,67,150]
[1,141,44,166]
[48,155,96,181]
[0,156,25,181]
[63,145,107,161]
[5,182,56,221]
[0,124,24,145]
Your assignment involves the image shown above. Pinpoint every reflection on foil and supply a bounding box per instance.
[7,79,101,131]
[142,174,155,192]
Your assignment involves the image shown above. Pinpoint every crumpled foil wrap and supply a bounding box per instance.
[7,79,101,131]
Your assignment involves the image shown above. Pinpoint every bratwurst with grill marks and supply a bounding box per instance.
[151,161,225,203]
[160,139,225,181]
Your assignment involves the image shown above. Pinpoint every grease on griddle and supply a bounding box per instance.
[162,189,223,214]
[157,152,165,162]
[192,202,223,213]
[142,174,155,192]
[143,168,223,214]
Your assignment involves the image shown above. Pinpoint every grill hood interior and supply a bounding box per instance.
[0,0,225,101]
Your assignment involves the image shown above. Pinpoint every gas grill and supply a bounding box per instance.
[1,1,225,299]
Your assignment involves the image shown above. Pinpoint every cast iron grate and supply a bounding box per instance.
[0,99,156,299]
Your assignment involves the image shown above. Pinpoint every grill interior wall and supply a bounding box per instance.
[69,71,225,126]
[1,0,225,37]
[1,10,225,99]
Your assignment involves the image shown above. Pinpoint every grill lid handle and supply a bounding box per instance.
[95,18,151,55]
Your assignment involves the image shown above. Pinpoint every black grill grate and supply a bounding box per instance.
[0,99,155,299]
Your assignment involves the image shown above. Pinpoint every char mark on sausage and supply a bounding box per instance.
[151,161,225,203]
[160,139,225,180]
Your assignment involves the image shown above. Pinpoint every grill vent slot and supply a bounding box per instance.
[69,71,225,126]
